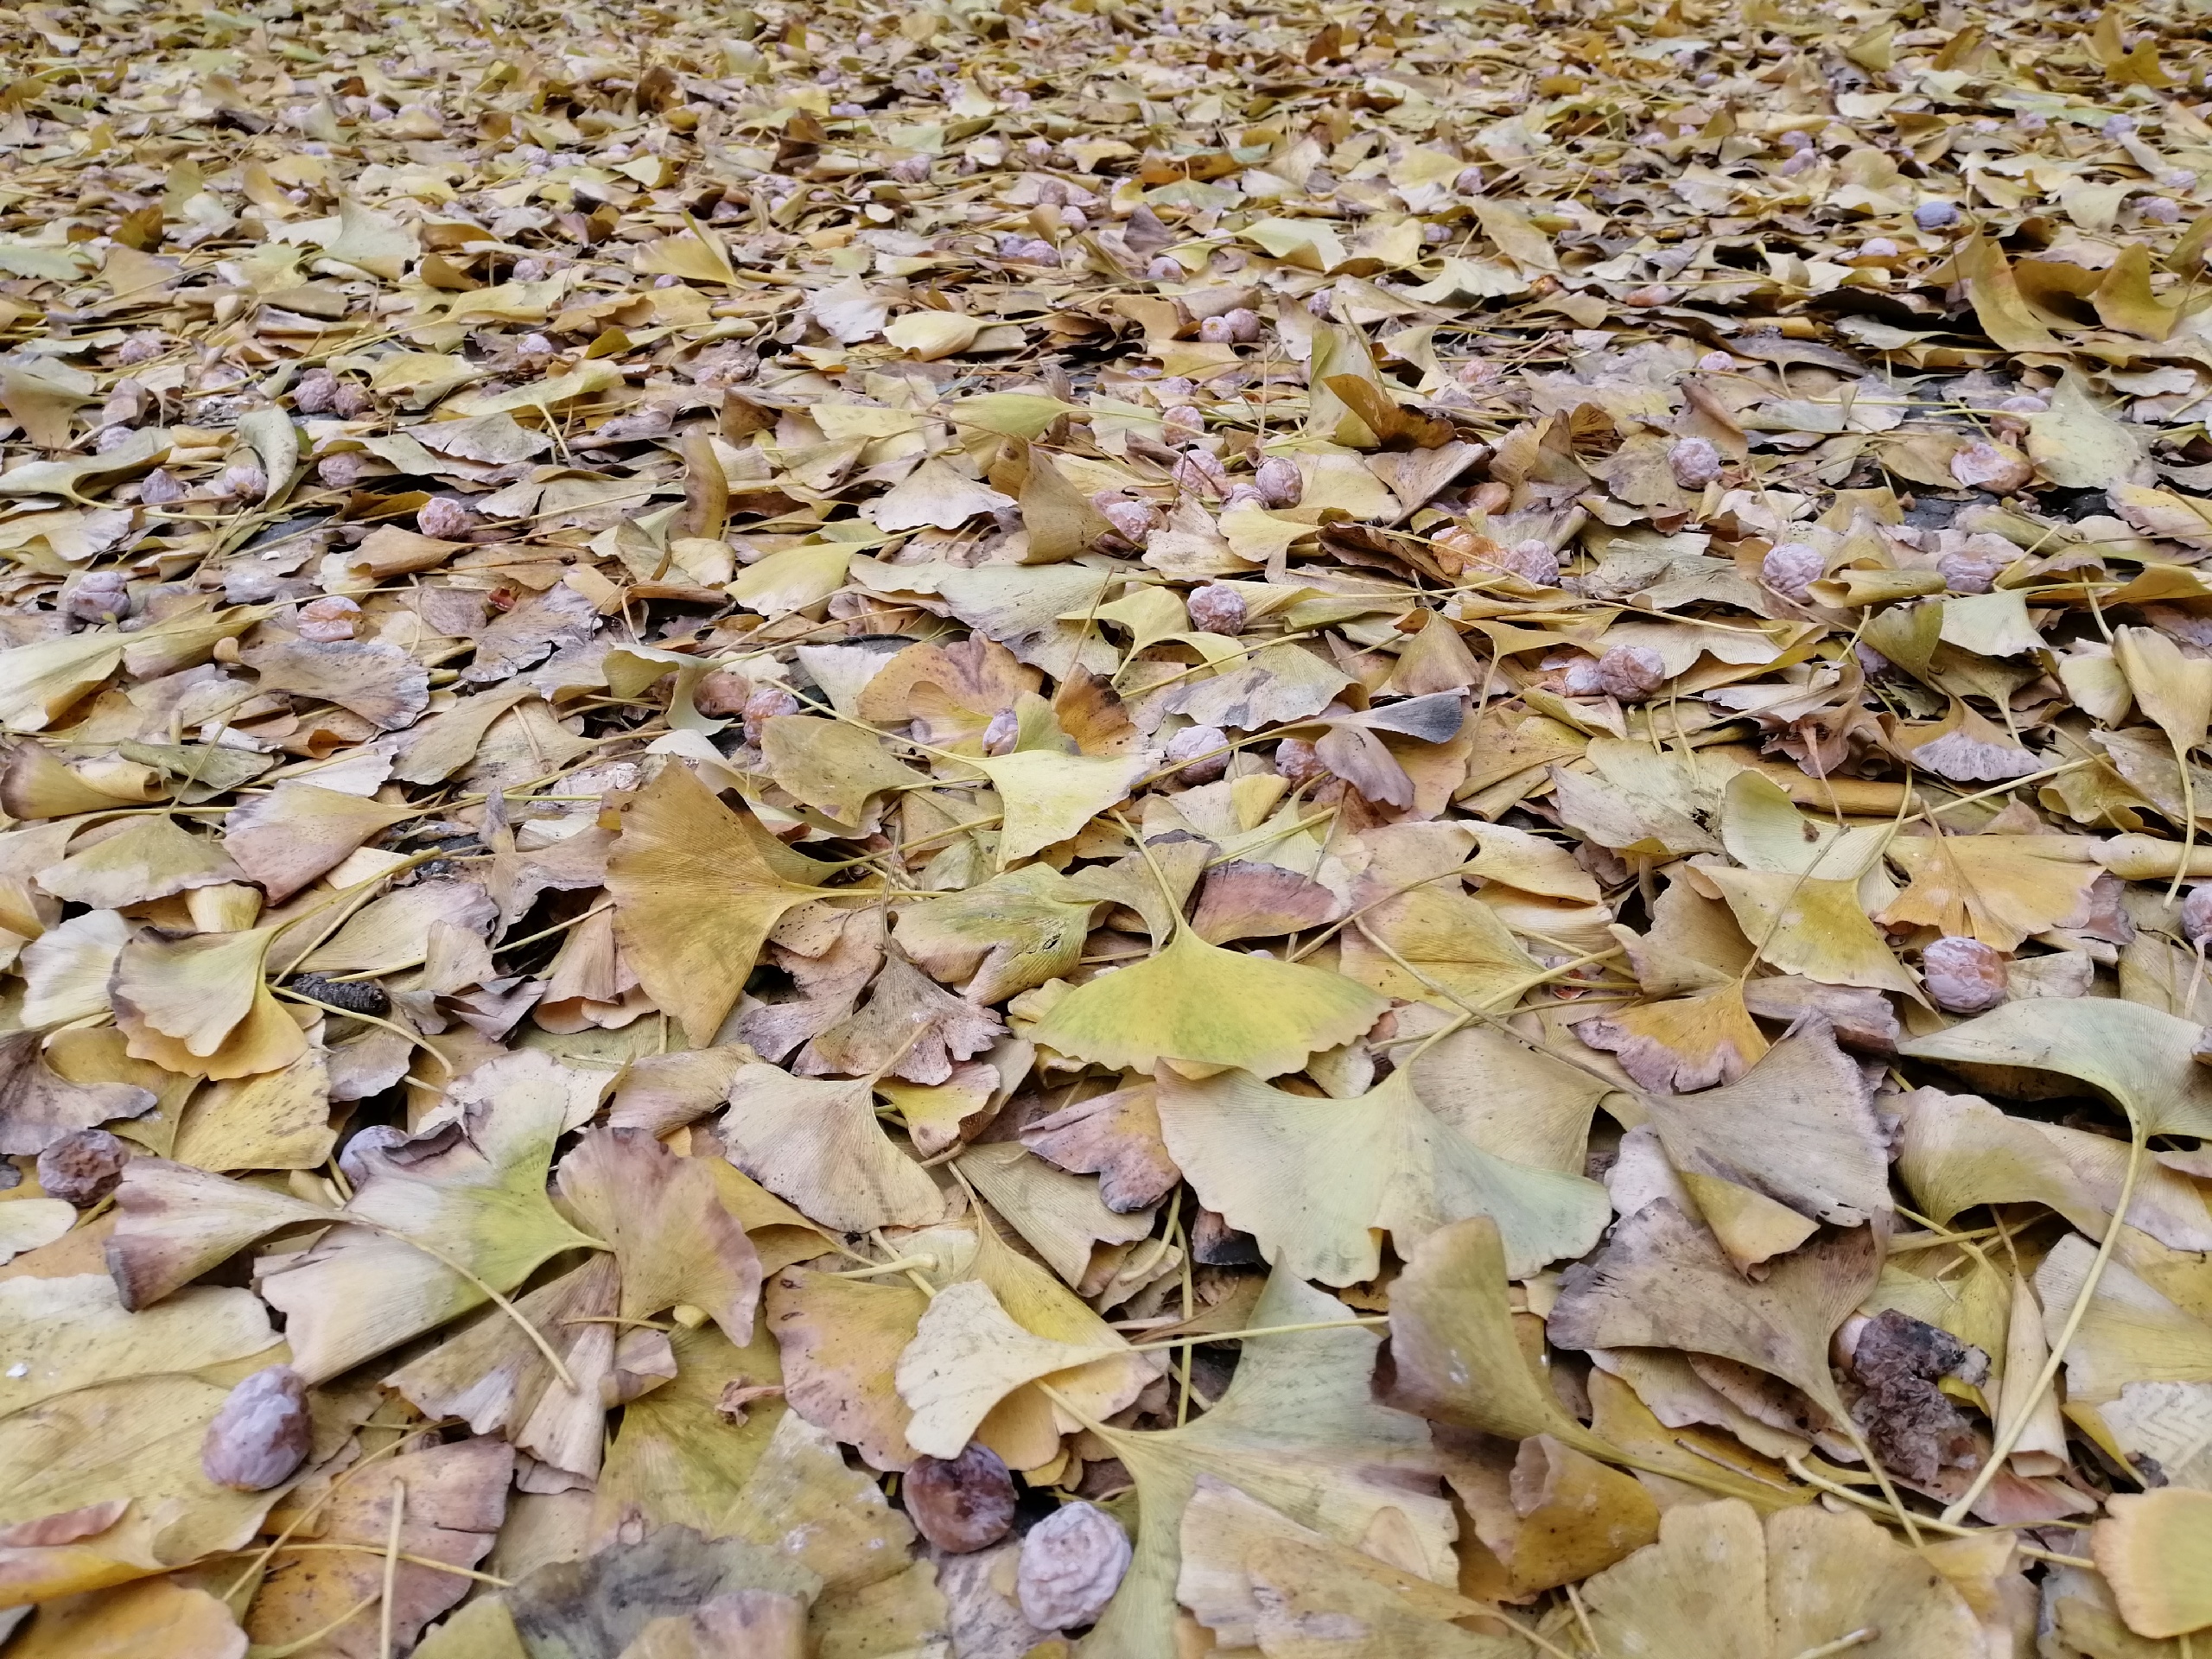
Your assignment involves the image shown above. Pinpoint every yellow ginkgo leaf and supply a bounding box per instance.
[606,762,835,1045]
[894,1279,1125,1458]
[968,748,1148,865]
[318,195,417,278]
[728,544,855,617]
[0,1199,73,1265]
[945,1205,1160,1471]
[35,816,240,910]
[764,1268,925,1471]
[759,715,926,825]
[2093,1488,2212,1639]
[110,923,308,1081]
[1580,1500,1980,1659]
[1076,1270,1456,1659]
[1029,927,1388,1079]
[170,1050,336,1173]
[1703,867,1919,994]
[720,1064,945,1235]
[1576,980,1768,1093]
[2033,1235,2212,1404]
[633,224,738,285]
[884,309,982,359]
[1156,1065,1610,1284]
[1176,1478,1501,1656]
[1878,831,2102,950]
[1338,882,1541,1009]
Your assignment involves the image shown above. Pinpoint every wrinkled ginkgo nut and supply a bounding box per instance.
[2183,885,2212,945]
[1017,1500,1132,1630]
[201,1365,313,1491]
[1761,542,1825,600]
[1920,935,2009,1014]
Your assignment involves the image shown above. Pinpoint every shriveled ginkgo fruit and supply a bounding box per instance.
[902,1443,1017,1555]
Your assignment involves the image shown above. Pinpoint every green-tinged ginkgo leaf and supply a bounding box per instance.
[893,865,1104,1002]
[721,1408,923,1594]
[945,391,1080,440]
[1382,1216,1611,1449]
[0,1376,296,1606]
[1030,929,1388,1078]
[592,1321,789,1545]
[607,762,836,1046]
[0,632,131,734]
[258,1052,602,1381]
[0,1274,276,1417]
[1076,1270,1455,1659]
[1900,996,2212,1139]
[968,749,1149,865]
[1896,1085,2212,1251]
[1155,1065,1609,1284]
[719,1063,944,1234]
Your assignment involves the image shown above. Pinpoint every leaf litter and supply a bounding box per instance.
[8,0,2212,1651]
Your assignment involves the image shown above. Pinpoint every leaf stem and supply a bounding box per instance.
[1122,1315,1388,1353]
[378,1479,406,1659]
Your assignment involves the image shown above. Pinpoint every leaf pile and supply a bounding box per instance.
[6,0,2212,1650]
